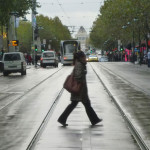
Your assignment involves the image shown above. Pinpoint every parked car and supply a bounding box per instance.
[0,60,2,72]
[2,52,26,76]
[99,56,108,62]
[87,54,98,62]
[0,54,2,72]
[40,51,58,68]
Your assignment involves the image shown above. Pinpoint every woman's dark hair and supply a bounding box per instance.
[73,51,85,65]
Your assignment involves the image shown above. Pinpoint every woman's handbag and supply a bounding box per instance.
[63,74,82,94]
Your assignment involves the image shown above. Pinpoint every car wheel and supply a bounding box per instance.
[3,71,8,76]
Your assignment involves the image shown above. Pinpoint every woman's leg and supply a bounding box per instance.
[82,100,102,125]
[58,101,78,125]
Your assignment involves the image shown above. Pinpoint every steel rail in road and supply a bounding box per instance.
[98,63,150,97]
[26,88,64,150]
[90,63,149,150]
[0,67,64,112]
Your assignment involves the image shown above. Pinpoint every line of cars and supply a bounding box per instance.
[0,49,108,76]
[0,50,59,76]
[86,53,108,62]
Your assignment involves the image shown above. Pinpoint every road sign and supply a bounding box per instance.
[43,39,46,44]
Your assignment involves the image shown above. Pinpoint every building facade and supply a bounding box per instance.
[75,26,88,51]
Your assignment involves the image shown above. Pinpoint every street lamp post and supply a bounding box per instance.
[32,0,37,67]
[147,33,150,53]
[0,25,3,51]
[8,11,19,52]
[138,27,142,65]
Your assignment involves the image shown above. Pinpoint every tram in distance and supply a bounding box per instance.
[60,40,80,65]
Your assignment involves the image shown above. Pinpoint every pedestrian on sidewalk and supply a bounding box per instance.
[58,51,102,126]
[148,51,150,67]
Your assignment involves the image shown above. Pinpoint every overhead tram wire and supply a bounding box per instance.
[40,1,104,5]
[38,0,104,35]
[56,0,72,27]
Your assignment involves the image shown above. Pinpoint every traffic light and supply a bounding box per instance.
[41,44,45,52]
[120,46,123,51]
[35,45,38,51]
[12,40,19,46]
[1,49,4,56]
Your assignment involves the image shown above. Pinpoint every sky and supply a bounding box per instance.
[27,0,104,37]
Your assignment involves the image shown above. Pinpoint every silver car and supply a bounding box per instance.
[99,56,108,62]
[40,51,58,68]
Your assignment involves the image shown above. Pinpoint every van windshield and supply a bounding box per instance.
[4,54,21,61]
[43,52,54,57]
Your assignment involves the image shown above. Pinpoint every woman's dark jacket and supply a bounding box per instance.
[71,60,89,102]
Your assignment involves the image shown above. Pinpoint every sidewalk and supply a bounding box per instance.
[33,65,139,150]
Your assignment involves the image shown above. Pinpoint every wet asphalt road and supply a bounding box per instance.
[0,64,70,149]
[91,62,150,148]
[0,62,149,149]
[33,63,139,150]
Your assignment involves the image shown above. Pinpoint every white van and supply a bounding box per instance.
[2,52,26,76]
[40,51,58,68]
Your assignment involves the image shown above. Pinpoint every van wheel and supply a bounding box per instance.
[3,71,8,76]
[23,70,26,75]
[21,70,26,75]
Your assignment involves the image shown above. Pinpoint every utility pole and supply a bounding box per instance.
[32,0,37,67]
[8,13,16,52]
[0,26,3,51]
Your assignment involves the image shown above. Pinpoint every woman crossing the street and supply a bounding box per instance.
[58,51,102,126]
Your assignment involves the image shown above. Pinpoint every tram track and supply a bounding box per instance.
[98,63,150,96]
[0,67,64,112]
[26,88,64,150]
[90,63,149,150]
[20,63,149,150]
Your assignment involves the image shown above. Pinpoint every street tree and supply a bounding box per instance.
[90,0,150,50]
[17,21,32,53]
[36,15,71,52]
